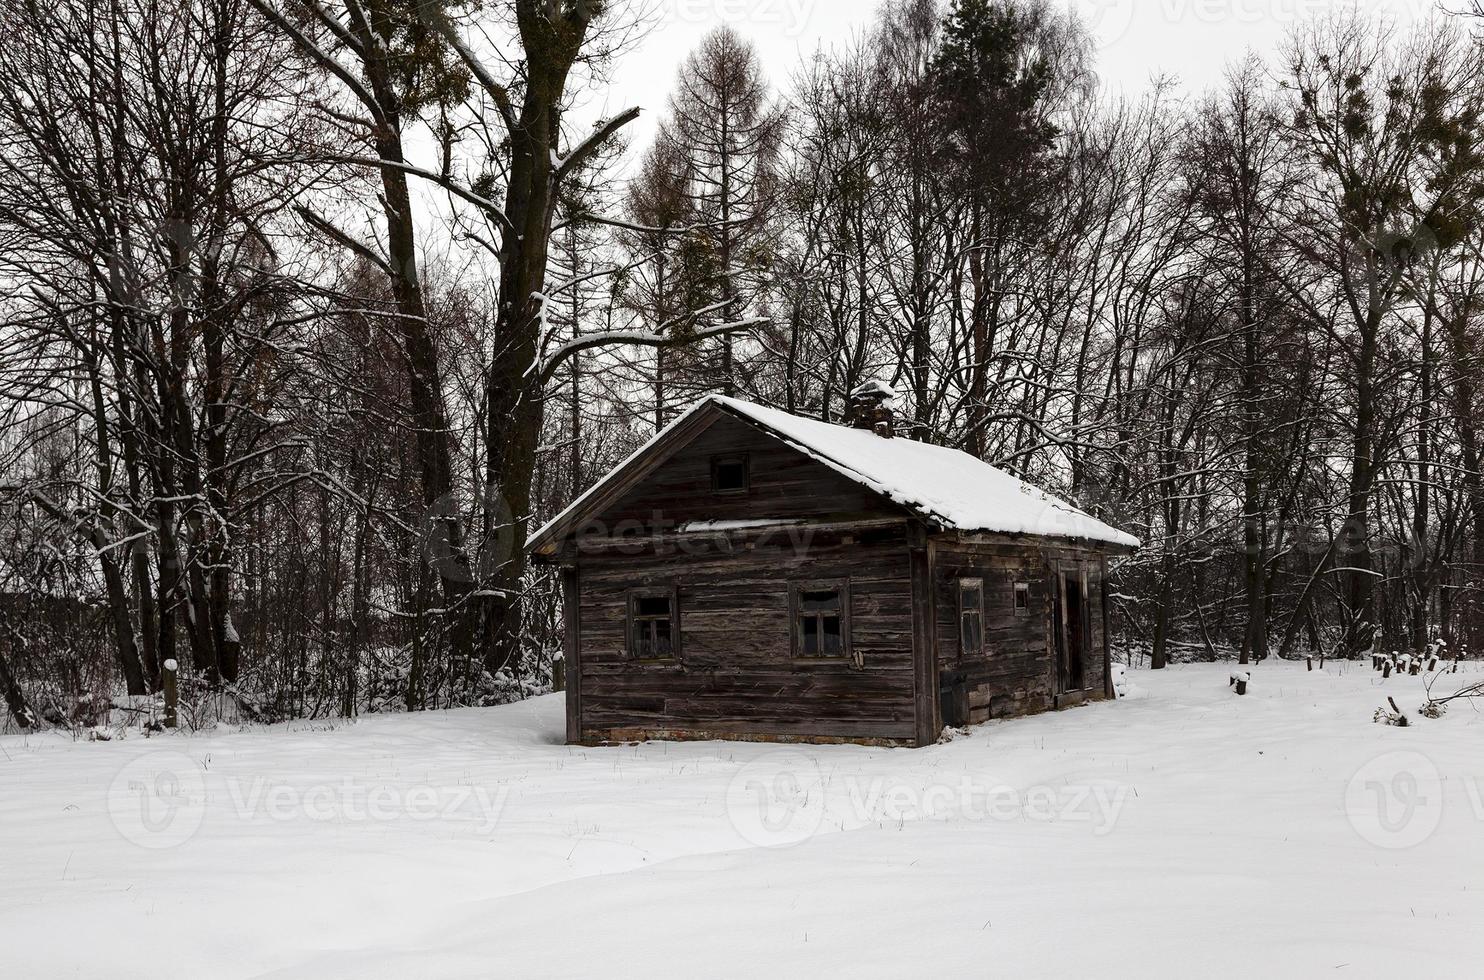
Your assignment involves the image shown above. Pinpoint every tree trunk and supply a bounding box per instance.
[1445,310,1484,653]
[1342,310,1381,656]
[0,640,36,729]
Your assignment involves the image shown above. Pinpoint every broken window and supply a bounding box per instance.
[959,578,984,655]
[793,582,850,661]
[629,589,678,660]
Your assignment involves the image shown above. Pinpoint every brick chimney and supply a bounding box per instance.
[846,380,896,438]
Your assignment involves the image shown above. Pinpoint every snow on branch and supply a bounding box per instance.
[247,0,386,127]
[534,317,769,383]
[336,156,513,233]
[555,107,642,184]
[296,206,393,278]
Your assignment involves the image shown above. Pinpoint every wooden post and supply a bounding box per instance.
[907,524,940,747]
[163,658,178,729]
[552,654,565,693]
[1101,557,1114,701]
[1382,660,1393,679]
[562,564,581,745]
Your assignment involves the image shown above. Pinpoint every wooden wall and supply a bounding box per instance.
[932,535,1110,725]
[580,412,906,535]
[572,525,920,745]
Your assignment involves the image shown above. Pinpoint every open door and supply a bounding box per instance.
[1053,565,1089,694]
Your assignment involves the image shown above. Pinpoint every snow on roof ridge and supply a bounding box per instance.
[529,393,1140,551]
[708,395,1138,548]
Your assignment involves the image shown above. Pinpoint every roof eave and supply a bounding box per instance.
[525,397,727,556]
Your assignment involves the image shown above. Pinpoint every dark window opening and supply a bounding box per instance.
[793,583,851,662]
[711,455,750,494]
[1013,581,1031,616]
[959,579,984,656]
[630,590,678,660]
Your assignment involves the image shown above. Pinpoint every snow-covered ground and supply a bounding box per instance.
[3,661,1482,979]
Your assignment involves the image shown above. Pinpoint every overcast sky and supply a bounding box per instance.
[585,0,1445,154]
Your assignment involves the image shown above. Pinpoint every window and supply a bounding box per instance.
[959,578,984,655]
[792,581,852,663]
[1014,581,1031,616]
[711,454,750,494]
[628,588,678,660]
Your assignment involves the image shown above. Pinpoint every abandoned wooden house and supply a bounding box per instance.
[528,386,1140,748]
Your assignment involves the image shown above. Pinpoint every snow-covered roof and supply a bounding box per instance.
[529,394,1140,554]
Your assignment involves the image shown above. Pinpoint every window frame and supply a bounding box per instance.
[789,579,853,665]
[626,585,680,662]
[1013,581,1032,617]
[958,577,985,656]
[710,453,751,495]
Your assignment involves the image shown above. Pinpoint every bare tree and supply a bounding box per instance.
[656,26,786,398]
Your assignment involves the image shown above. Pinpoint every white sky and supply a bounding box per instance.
[588,0,1445,153]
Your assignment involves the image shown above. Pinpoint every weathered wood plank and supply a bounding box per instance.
[910,524,939,746]
[583,413,908,538]
[563,565,582,745]
[573,523,918,743]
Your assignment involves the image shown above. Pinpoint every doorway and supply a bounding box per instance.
[1055,568,1087,693]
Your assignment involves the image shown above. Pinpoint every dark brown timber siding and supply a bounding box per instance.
[580,413,906,535]
[934,535,1110,725]
[573,524,919,745]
